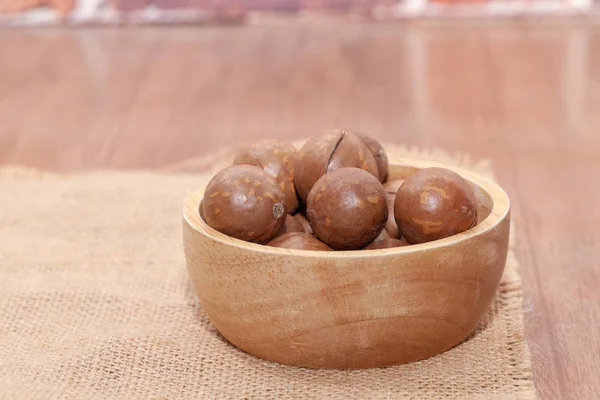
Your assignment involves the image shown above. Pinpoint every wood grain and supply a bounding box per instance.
[0,21,599,397]
[183,160,510,369]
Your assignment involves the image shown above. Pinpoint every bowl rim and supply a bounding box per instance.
[183,158,510,258]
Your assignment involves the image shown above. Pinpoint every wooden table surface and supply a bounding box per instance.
[1,21,599,399]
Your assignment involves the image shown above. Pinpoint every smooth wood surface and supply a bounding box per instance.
[1,21,599,395]
[183,160,510,368]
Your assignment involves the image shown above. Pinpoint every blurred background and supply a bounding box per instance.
[1,2,599,399]
[0,0,597,25]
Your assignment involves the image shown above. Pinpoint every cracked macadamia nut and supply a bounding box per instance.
[267,232,333,251]
[364,238,410,250]
[357,134,388,183]
[382,179,404,239]
[202,165,287,244]
[394,167,478,244]
[233,140,299,213]
[307,167,388,250]
[294,131,379,202]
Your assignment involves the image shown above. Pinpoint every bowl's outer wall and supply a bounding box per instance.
[183,210,510,369]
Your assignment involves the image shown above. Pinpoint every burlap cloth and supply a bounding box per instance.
[0,145,537,399]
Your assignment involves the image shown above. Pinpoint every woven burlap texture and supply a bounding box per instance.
[0,146,536,399]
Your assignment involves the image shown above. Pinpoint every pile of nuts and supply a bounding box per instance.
[201,131,479,251]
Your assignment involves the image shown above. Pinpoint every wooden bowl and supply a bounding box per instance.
[182,159,510,369]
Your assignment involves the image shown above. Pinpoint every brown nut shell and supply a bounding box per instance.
[364,238,410,250]
[202,165,287,244]
[293,213,313,234]
[307,167,388,250]
[357,134,388,182]
[294,132,340,203]
[394,167,478,244]
[275,214,305,237]
[233,140,299,213]
[294,131,378,202]
[267,232,333,251]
